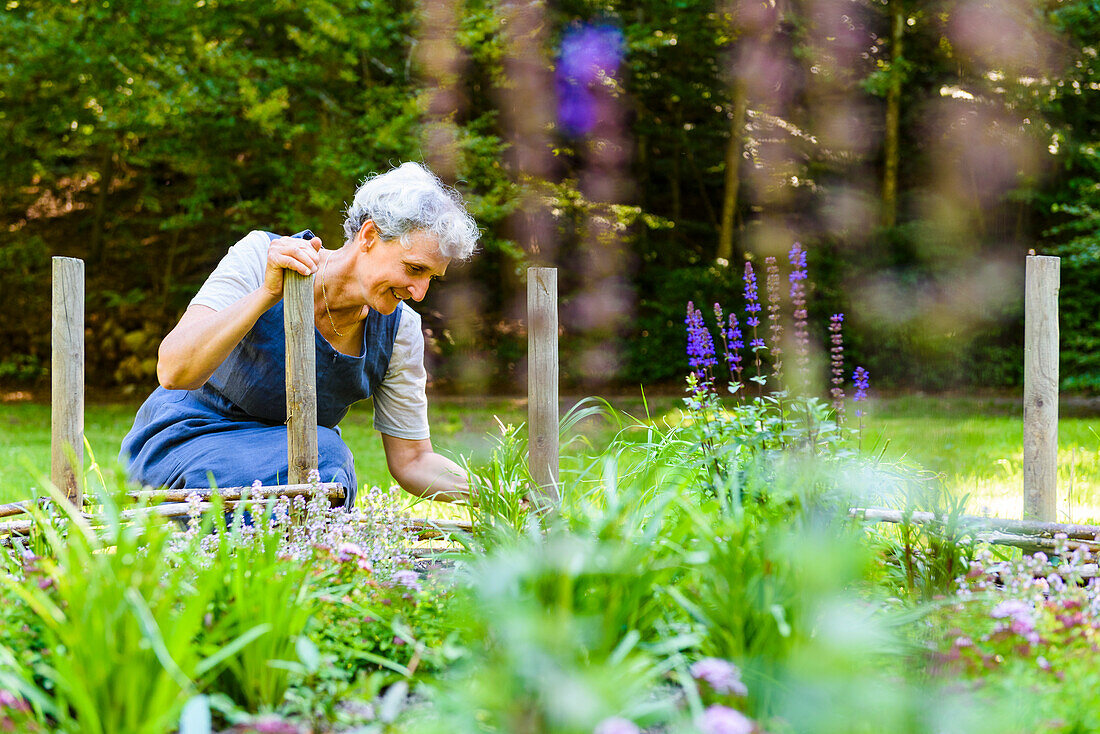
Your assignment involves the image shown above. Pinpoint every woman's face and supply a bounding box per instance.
[356,224,450,315]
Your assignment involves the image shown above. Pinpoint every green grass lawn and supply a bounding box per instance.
[0,395,538,505]
[862,395,1100,521]
[2,392,1097,520]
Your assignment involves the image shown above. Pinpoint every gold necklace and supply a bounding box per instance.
[320,253,346,337]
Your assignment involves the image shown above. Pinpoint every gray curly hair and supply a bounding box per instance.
[343,162,479,261]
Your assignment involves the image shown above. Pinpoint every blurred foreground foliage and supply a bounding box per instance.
[0,393,1094,732]
[1,0,1098,392]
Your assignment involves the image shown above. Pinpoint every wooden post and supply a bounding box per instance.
[527,267,559,500]
[1024,254,1059,521]
[51,257,84,506]
[283,271,317,485]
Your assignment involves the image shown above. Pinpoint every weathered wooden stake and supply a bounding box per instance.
[51,257,84,507]
[283,271,318,485]
[1023,254,1059,522]
[528,267,559,500]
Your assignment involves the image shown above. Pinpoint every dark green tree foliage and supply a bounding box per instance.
[0,0,512,386]
[1036,0,1100,391]
[2,0,1099,392]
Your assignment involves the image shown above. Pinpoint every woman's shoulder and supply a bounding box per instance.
[396,302,422,329]
[190,231,270,311]
[233,230,275,258]
[388,303,423,363]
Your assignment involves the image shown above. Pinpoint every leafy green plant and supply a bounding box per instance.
[0,483,264,734]
[865,478,981,601]
[196,511,326,713]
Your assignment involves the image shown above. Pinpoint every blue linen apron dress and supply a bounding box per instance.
[120,231,401,509]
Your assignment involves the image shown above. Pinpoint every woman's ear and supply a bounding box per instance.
[357,219,377,250]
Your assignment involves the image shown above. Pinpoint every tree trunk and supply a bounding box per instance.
[717,80,748,263]
[882,1,905,229]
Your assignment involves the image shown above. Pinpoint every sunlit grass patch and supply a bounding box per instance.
[868,407,1100,521]
[0,395,1096,522]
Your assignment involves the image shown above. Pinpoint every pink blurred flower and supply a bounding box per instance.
[700,705,754,734]
[392,569,422,592]
[691,658,748,697]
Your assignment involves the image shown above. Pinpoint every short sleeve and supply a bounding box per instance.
[372,304,431,440]
[190,231,269,311]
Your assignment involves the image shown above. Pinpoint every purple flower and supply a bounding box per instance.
[788,243,808,289]
[556,24,624,136]
[594,717,641,734]
[852,366,870,417]
[727,313,744,383]
[336,542,364,561]
[559,24,624,84]
[787,243,809,371]
[0,690,29,713]
[691,658,748,696]
[700,705,754,734]
[392,569,422,592]
[250,717,301,734]
[990,598,1031,620]
[990,598,1039,642]
[743,262,761,316]
[686,302,718,387]
[829,314,846,422]
[765,256,783,382]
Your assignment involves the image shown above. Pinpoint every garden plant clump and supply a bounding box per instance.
[0,242,1095,732]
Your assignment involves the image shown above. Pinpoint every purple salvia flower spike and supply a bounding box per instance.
[765,256,783,383]
[829,313,845,424]
[743,261,766,392]
[743,262,761,316]
[852,366,870,417]
[685,302,718,396]
[727,312,744,394]
[788,243,810,374]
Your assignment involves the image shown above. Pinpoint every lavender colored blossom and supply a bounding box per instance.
[594,717,641,734]
[727,312,744,386]
[852,366,870,418]
[990,598,1031,620]
[743,262,766,391]
[0,690,29,714]
[392,569,422,592]
[700,705,754,734]
[788,243,808,291]
[691,657,748,696]
[787,243,809,370]
[556,24,624,136]
[249,716,301,734]
[991,598,1039,643]
[829,314,845,422]
[743,262,762,323]
[765,256,783,381]
[686,302,718,386]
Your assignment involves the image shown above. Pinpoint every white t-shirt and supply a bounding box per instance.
[190,230,430,440]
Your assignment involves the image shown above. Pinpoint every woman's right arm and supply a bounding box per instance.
[156,235,322,391]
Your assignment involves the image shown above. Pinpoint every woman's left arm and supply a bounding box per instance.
[381,434,469,503]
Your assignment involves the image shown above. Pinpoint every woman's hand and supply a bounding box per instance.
[158,235,323,391]
[261,235,323,303]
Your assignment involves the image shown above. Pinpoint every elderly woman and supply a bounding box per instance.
[120,162,477,507]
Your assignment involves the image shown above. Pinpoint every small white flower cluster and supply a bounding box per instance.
[165,477,417,579]
[951,534,1100,658]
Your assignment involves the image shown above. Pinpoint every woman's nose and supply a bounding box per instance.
[409,278,430,301]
